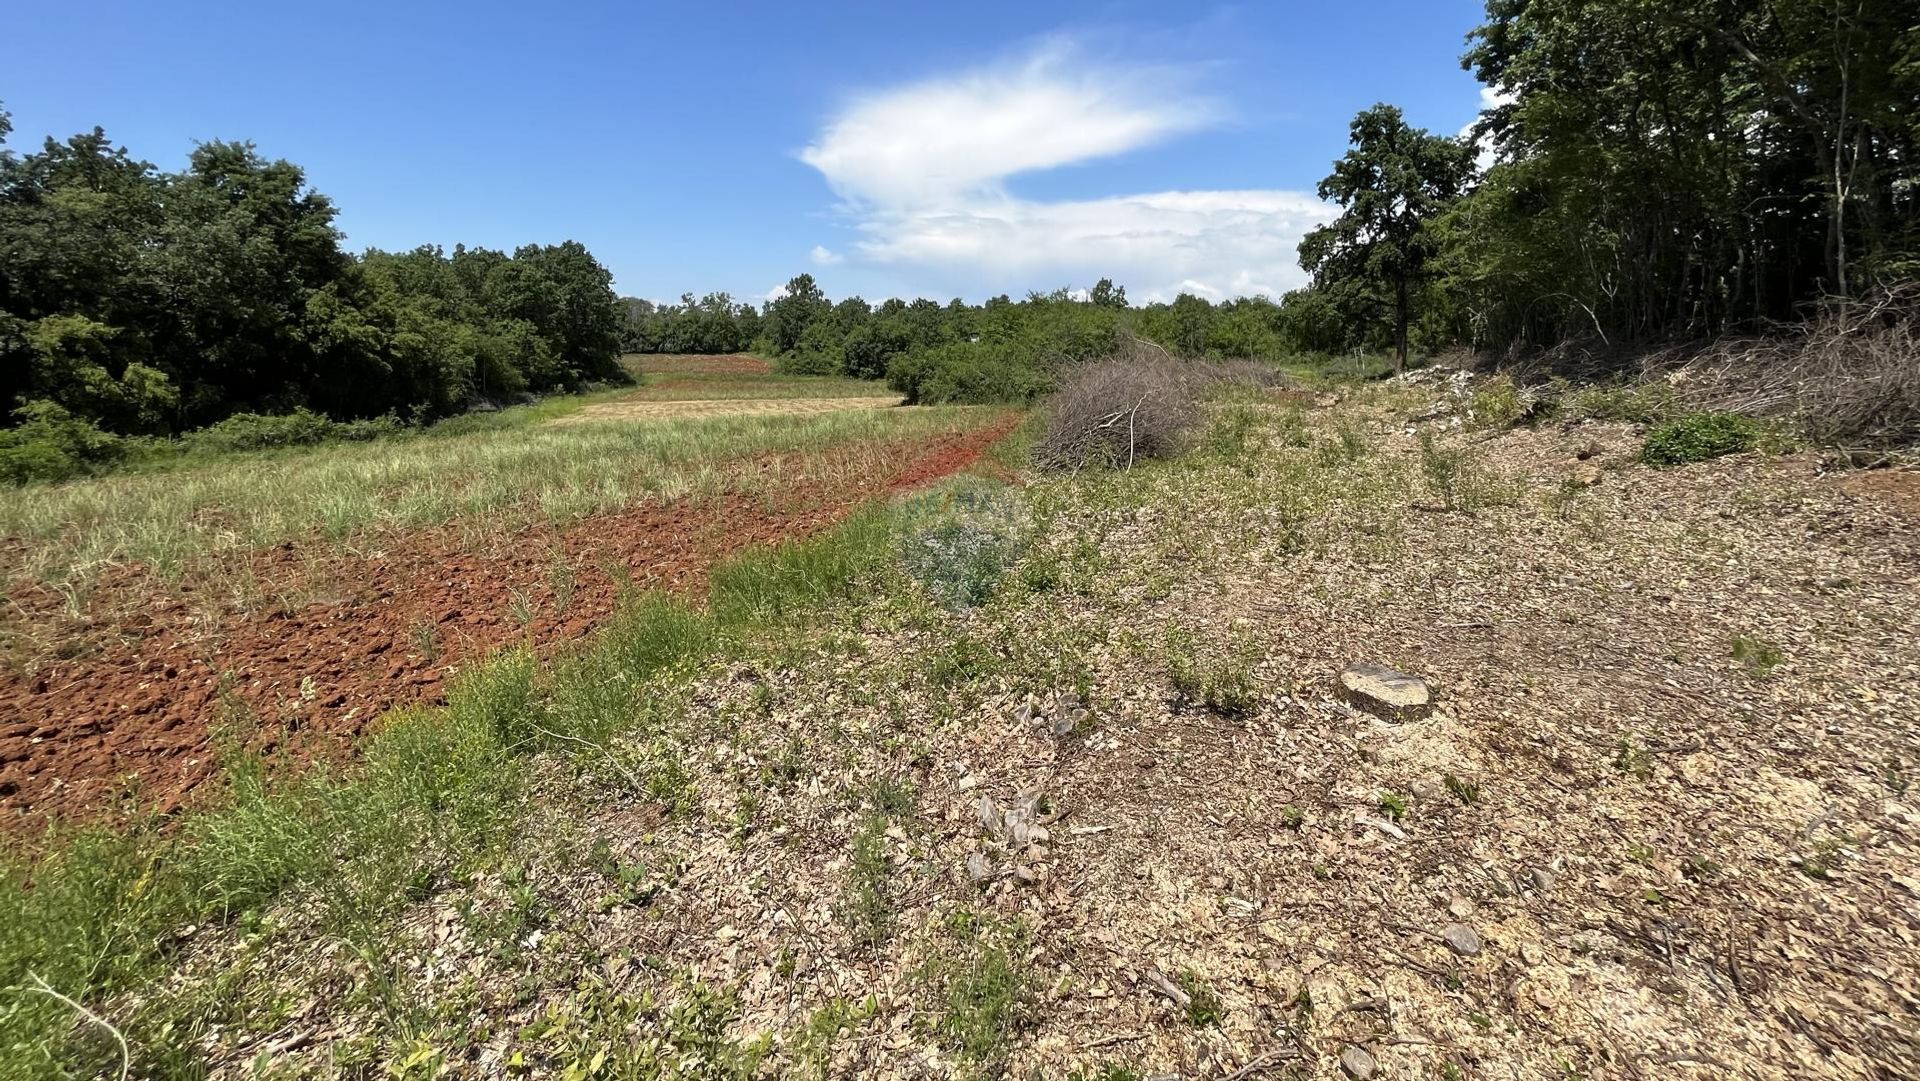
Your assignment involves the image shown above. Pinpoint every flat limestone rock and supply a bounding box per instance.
[1340,661,1431,717]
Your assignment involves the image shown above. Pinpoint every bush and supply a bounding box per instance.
[1034,351,1207,471]
[185,408,402,454]
[887,343,1052,405]
[0,401,126,485]
[1640,411,1761,466]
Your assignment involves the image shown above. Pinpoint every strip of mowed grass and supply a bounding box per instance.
[0,478,996,1080]
[0,401,994,588]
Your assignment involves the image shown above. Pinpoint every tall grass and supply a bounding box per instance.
[0,480,969,1079]
[1,405,991,587]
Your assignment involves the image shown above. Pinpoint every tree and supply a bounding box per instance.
[767,273,829,354]
[1299,104,1475,371]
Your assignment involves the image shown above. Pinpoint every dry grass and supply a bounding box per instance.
[552,396,904,425]
[1649,287,1920,453]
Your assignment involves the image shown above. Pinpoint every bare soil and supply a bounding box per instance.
[0,415,1019,830]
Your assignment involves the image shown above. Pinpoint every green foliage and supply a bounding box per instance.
[0,400,125,484]
[1166,630,1262,715]
[1177,970,1224,1027]
[0,127,625,450]
[1450,0,1920,347]
[183,408,402,454]
[1640,412,1762,466]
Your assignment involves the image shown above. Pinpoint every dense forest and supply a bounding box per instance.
[0,110,626,480]
[4,0,1916,480]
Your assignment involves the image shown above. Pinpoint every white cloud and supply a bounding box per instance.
[799,40,1332,301]
[809,245,844,266]
[1462,85,1517,171]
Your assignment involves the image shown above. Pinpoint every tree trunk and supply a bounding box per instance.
[1394,275,1409,374]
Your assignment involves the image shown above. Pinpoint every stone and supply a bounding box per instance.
[1531,866,1557,893]
[1442,923,1483,957]
[966,852,993,884]
[1340,661,1431,717]
[1339,1045,1377,1079]
[1446,894,1475,919]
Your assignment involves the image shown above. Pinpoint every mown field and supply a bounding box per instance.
[4,362,1917,1081]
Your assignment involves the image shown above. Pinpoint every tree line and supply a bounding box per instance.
[1307,0,1918,364]
[0,110,626,479]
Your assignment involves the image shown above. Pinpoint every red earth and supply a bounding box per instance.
[0,413,1019,831]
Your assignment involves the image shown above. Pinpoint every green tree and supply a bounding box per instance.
[1300,104,1475,371]
[767,273,829,354]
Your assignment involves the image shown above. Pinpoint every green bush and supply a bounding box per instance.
[887,344,1053,405]
[184,408,403,454]
[1640,411,1761,466]
[0,400,127,485]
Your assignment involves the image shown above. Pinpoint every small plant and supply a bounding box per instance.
[1069,1065,1144,1081]
[900,518,1024,610]
[1166,630,1262,715]
[1614,739,1653,780]
[919,912,1032,1074]
[1442,774,1480,805]
[1627,842,1656,865]
[844,812,894,949]
[409,618,440,663]
[1279,805,1305,830]
[507,587,536,628]
[1176,970,1223,1027]
[1469,375,1527,430]
[548,555,577,616]
[1640,411,1761,466]
[1377,790,1409,822]
[1730,635,1783,677]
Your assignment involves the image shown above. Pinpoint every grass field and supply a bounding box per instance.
[1,373,957,591]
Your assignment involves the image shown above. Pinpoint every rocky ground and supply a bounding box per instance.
[160,381,1919,1080]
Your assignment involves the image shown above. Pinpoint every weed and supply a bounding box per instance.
[507,587,536,628]
[844,812,895,949]
[1419,431,1519,511]
[547,555,576,616]
[1280,805,1306,830]
[1469,375,1528,430]
[1442,774,1480,805]
[1166,630,1261,715]
[1641,412,1761,466]
[900,517,1023,610]
[1730,635,1784,676]
[410,618,440,663]
[1614,740,1654,780]
[919,912,1031,1076]
[1177,970,1223,1027]
[1377,791,1410,822]
[1070,1066,1144,1081]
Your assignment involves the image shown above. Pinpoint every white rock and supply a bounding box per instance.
[1340,661,1431,716]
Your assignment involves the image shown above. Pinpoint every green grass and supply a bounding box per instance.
[1,403,992,589]
[0,476,997,1080]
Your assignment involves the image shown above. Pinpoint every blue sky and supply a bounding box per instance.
[6,1,1492,304]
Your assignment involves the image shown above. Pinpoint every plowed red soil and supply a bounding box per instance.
[0,414,1019,831]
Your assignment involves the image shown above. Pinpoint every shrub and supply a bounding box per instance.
[1034,352,1207,471]
[184,408,402,454]
[1468,375,1527,430]
[1640,411,1761,466]
[899,519,1024,610]
[0,400,126,485]
[888,343,1051,405]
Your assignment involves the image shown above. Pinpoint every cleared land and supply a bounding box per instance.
[6,374,1917,1081]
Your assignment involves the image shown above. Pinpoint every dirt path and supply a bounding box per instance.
[0,414,1020,829]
